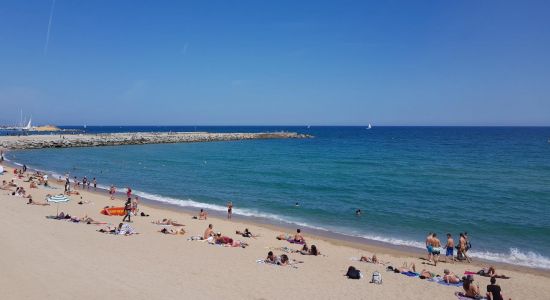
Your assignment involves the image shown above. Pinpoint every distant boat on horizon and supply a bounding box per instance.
[367,123,372,130]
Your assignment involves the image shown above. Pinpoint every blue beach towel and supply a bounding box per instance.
[428,277,463,287]
[401,271,419,277]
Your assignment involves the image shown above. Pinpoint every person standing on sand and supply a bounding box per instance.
[425,232,434,263]
[64,175,70,192]
[22,164,27,173]
[459,233,471,263]
[122,198,132,222]
[227,201,233,219]
[445,233,455,263]
[92,178,97,190]
[431,233,442,266]
[132,196,139,216]
[126,187,132,199]
[109,185,116,200]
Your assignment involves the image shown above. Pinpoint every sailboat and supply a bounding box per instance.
[366,123,372,130]
[22,117,32,131]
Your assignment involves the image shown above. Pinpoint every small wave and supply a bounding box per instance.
[4,158,550,270]
[468,248,550,269]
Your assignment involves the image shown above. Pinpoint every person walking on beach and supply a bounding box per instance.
[445,233,455,263]
[459,233,471,263]
[22,164,27,173]
[425,232,434,263]
[109,185,116,200]
[122,198,132,222]
[227,201,233,219]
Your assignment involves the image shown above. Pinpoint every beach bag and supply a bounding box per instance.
[346,266,361,279]
[371,271,382,284]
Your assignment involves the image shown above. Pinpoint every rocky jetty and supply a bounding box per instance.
[0,132,312,150]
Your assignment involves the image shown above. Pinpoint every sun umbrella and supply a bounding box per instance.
[47,194,70,216]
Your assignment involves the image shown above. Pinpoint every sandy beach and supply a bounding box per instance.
[1,163,549,300]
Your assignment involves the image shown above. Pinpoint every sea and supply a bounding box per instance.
[4,126,550,269]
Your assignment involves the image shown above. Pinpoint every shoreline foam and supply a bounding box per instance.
[4,155,550,272]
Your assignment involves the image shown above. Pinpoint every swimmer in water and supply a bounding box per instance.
[356,209,361,216]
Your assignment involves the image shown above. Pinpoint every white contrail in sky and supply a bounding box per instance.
[44,0,56,55]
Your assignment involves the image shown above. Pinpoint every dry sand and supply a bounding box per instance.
[1,164,549,300]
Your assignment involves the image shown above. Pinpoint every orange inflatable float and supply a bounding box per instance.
[100,207,126,216]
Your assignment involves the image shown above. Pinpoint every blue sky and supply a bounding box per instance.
[0,0,549,126]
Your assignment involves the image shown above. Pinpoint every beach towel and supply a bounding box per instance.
[401,271,420,277]
[267,246,295,253]
[428,277,463,287]
[288,239,305,245]
[464,271,477,275]
[454,292,487,300]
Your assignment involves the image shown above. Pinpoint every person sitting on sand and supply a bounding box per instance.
[29,181,38,189]
[1,180,11,190]
[293,229,305,243]
[300,244,320,256]
[152,219,185,226]
[486,277,509,300]
[203,224,214,240]
[198,209,208,220]
[160,227,186,235]
[478,266,510,279]
[236,228,259,238]
[462,275,481,298]
[442,269,461,284]
[214,232,234,245]
[27,197,50,206]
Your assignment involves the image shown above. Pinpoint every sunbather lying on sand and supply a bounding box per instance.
[419,269,437,279]
[300,244,320,256]
[98,224,120,234]
[98,223,137,235]
[359,254,387,264]
[443,269,461,283]
[276,233,292,240]
[159,227,186,235]
[27,198,50,206]
[152,219,185,226]
[236,228,259,238]
[48,212,71,220]
[69,216,105,225]
[264,251,302,266]
[478,266,510,279]
[388,262,416,273]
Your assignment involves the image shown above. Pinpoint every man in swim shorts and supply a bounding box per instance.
[425,232,433,262]
[445,233,455,263]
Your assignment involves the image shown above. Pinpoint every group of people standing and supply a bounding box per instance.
[63,174,97,193]
[425,232,471,266]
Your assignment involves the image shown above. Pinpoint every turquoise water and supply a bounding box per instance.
[6,126,550,269]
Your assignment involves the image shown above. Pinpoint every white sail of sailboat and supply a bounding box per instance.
[23,117,32,130]
[367,123,372,129]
